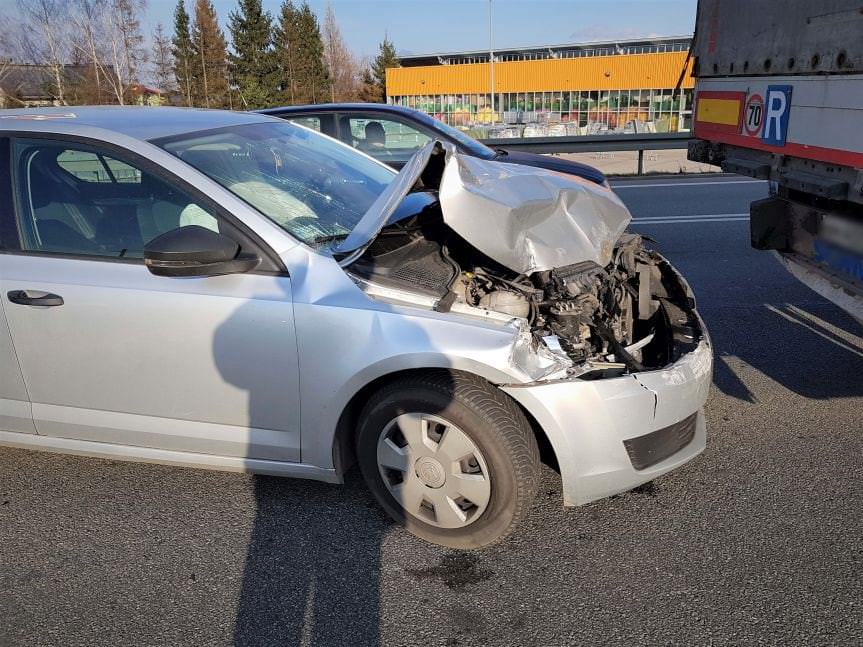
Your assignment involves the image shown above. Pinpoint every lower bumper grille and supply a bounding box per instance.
[623,412,698,470]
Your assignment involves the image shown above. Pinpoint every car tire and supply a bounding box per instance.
[356,370,540,549]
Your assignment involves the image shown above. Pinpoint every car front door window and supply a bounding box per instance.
[0,136,301,461]
[12,139,220,258]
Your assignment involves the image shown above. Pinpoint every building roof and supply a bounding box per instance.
[0,63,89,100]
[128,84,164,96]
[399,35,692,67]
[387,50,694,96]
[0,106,278,141]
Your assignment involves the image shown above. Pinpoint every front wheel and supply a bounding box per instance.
[356,371,540,549]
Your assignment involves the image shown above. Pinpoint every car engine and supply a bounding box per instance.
[348,195,697,374]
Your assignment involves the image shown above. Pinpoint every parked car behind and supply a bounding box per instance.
[258,103,608,185]
[0,107,710,548]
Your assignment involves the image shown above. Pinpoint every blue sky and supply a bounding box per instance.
[145,0,697,59]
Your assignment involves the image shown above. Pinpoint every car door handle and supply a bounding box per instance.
[7,290,64,307]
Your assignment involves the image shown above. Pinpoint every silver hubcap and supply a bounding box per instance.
[376,413,492,528]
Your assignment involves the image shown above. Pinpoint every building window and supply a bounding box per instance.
[396,83,693,135]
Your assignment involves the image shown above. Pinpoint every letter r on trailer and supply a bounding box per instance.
[761,85,792,147]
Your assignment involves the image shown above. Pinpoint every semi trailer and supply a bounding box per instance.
[687,0,863,321]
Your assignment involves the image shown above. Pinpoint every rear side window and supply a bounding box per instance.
[288,116,322,132]
[56,150,141,184]
[11,138,221,258]
[341,115,431,165]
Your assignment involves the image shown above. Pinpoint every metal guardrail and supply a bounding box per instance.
[479,132,691,153]
[478,132,692,174]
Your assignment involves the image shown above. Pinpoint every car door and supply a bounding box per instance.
[0,138,35,436]
[336,113,433,169]
[0,297,35,436]
[0,135,301,462]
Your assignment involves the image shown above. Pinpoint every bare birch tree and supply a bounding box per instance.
[100,0,148,105]
[0,58,11,108]
[70,0,107,104]
[0,15,19,108]
[322,2,359,102]
[17,0,71,104]
[151,23,176,100]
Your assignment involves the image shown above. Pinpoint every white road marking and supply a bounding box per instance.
[631,218,750,224]
[631,212,749,224]
[633,212,748,221]
[612,180,766,189]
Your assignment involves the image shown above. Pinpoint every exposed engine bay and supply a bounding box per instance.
[347,193,702,378]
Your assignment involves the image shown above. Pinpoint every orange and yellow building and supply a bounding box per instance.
[386,36,695,133]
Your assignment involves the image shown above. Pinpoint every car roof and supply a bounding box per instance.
[0,106,277,141]
[259,103,419,117]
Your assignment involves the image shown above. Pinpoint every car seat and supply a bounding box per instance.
[26,150,101,253]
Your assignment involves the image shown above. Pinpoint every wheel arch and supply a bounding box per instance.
[331,367,560,479]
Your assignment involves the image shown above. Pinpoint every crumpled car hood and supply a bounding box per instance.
[337,140,631,274]
[440,152,630,273]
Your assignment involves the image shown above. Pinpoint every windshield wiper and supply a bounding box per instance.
[310,232,349,245]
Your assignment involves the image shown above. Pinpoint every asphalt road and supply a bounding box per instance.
[2,175,862,647]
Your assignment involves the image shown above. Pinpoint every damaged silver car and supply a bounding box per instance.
[0,108,711,549]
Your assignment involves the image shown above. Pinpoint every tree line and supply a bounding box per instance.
[0,0,401,108]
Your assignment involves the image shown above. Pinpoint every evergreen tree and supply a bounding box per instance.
[191,0,230,108]
[369,36,399,103]
[171,0,194,105]
[358,67,378,103]
[273,0,299,104]
[293,2,329,104]
[275,1,329,105]
[228,0,276,109]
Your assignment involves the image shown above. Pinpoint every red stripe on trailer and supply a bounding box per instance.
[695,129,863,169]
[695,90,746,100]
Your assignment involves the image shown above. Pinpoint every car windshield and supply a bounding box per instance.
[410,111,496,159]
[157,121,395,246]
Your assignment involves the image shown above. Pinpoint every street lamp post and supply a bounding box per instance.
[489,0,495,124]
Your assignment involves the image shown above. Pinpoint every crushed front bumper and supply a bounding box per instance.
[503,338,711,506]
[501,259,713,506]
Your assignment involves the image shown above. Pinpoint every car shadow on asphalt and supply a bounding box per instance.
[232,471,389,647]
[207,279,390,646]
[651,226,863,404]
[212,274,460,646]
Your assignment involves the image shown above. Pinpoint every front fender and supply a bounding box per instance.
[292,298,531,470]
[282,244,557,471]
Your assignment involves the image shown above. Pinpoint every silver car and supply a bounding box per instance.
[0,107,711,548]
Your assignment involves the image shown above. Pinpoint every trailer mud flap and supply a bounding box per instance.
[750,197,792,250]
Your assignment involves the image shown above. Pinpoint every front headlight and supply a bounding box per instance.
[509,323,572,382]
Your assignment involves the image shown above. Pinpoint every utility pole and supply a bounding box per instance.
[489,0,495,123]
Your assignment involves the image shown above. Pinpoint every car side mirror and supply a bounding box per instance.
[143,226,260,277]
